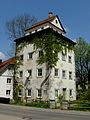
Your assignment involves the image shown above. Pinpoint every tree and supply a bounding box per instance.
[75,37,90,90]
[6,14,37,56]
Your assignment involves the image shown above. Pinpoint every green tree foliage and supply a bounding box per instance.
[75,37,90,90]
[34,31,74,88]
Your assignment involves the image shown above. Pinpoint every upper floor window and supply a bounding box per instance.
[39,50,43,57]
[37,68,42,77]
[19,71,23,78]
[20,54,23,61]
[69,89,72,96]
[68,56,72,63]
[18,89,22,96]
[54,68,59,77]
[28,52,33,59]
[62,52,66,61]
[6,90,11,95]
[7,78,11,84]
[62,70,66,78]
[69,71,72,80]
[28,69,32,77]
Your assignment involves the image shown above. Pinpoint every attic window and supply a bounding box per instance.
[55,20,58,24]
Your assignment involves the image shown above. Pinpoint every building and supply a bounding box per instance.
[0,58,15,100]
[15,12,76,101]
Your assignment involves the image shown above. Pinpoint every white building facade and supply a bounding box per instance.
[15,12,76,101]
[0,58,15,100]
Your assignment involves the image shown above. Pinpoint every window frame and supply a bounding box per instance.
[27,89,31,97]
[54,68,59,77]
[28,52,33,60]
[7,78,12,84]
[6,90,11,95]
[62,70,66,79]
[19,71,23,78]
[68,56,72,63]
[37,89,42,98]
[69,71,72,80]
[37,68,42,77]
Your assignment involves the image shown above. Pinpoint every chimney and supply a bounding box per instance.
[48,12,53,17]
[0,59,2,64]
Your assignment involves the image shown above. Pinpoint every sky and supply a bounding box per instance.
[0,0,90,60]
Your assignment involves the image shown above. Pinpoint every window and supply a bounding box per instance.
[69,71,72,80]
[62,70,66,78]
[37,68,42,77]
[28,69,32,77]
[68,56,72,63]
[69,89,72,96]
[55,20,58,24]
[62,52,66,61]
[39,50,43,57]
[6,90,11,95]
[20,54,23,61]
[37,89,42,97]
[19,71,23,78]
[54,68,59,77]
[28,52,33,59]
[55,89,59,97]
[18,89,22,96]
[27,89,31,96]
[7,78,11,83]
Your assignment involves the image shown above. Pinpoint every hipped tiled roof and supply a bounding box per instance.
[0,57,16,73]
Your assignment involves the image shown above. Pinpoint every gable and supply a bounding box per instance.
[25,13,66,35]
[50,16,65,32]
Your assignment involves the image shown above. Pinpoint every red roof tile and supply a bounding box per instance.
[0,57,16,73]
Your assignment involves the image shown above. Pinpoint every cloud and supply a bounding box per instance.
[0,52,6,59]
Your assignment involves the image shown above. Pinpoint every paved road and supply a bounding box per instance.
[0,103,90,120]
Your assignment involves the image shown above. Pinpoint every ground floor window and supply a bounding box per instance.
[6,90,11,95]
[27,89,31,97]
[37,89,42,97]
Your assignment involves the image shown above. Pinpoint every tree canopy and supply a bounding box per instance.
[75,37,90,90]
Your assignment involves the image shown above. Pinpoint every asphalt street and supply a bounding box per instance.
[0,103,90,120]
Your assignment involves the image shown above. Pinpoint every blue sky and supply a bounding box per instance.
[0,0,90,60]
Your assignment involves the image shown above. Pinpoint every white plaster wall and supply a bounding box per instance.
[17,41,76,101]
[0,69,13,99]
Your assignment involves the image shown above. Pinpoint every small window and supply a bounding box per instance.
[28,89,31,96]
[55,89,59,97]
[62,70,66,78]
[7,78,11,83]
[37,89,42,97]
[20,54,23,61]
[55,20,58,24]
[68,56,72,63]
[28,69,32,77]
[62,52,66,61]
[18,89,22,96]
[69,71,72,80]
[37,68,42,77]
[54,68,59,77]
[19,71,23,78]
[6,90,11,95]
[28,52,33,59]
[39,50,43,57]
[69,89,72,96]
